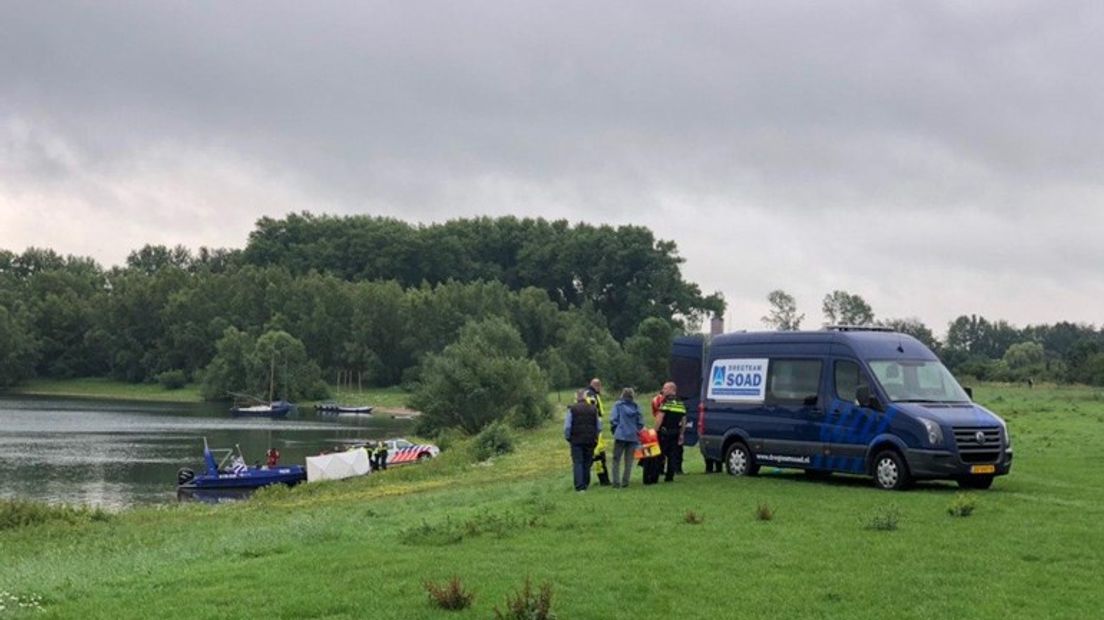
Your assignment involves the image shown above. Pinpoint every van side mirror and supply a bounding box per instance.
[855,385,881,411]
[964,386,973,400]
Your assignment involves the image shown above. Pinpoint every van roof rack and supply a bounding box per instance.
[824,325,894,332]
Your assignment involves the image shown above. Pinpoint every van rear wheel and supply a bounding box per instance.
[725,442,759,477]
[872,450,911,491]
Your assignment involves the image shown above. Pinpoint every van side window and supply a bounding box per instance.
[834,360,869,403]
[767,360,822,404]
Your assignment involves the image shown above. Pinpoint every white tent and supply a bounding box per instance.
[305,448,371,482]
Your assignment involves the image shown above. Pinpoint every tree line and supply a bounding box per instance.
[0,215,720,401]
[762,289,1104,385]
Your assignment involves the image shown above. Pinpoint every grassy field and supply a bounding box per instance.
[1,384,1103,618]
[6,377,206,403]
[5,378,414,410]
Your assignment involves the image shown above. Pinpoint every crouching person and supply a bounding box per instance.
[565,390,601,492]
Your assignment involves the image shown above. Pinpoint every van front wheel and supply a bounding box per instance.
[725,442,759,477]
[872,450,911,491]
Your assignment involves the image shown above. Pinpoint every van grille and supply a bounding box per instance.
[952,427,1002,464]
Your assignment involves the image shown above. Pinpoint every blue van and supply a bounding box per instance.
[669,327,1012,490]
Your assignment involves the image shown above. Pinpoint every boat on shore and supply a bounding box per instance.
[315,403,374,415]
[177,439,306,490]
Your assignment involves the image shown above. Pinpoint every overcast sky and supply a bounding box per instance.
[2,1,1102,334]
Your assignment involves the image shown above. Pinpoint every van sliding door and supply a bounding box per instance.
[754,358,823,467]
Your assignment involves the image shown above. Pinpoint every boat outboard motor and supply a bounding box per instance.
[177,467,196,486]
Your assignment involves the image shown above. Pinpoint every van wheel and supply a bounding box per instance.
[872,450,911,491]
[725,442,759,477]
[958,475,994,490]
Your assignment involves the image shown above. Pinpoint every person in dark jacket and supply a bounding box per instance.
[609,388,645,488]
[564,389,601,491]
[654,386,687,482]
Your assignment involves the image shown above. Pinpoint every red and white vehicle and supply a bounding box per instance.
[384,438,440,466]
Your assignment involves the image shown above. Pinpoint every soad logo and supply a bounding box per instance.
[707,358,768,402]
[712,364,727,387]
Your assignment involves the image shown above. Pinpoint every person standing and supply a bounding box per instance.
[654,385,687,482]
[651,381,689,474]
[565,389,601,491]
[651,382,676,420]
[609,388,644,488]
[584,378,611,486]
[373,441,389,471]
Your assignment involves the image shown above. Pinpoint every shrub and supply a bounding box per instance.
[411,318,552,435]
[948,493,977,517]
[424,576,475,611]
[494,576,556,620]
[0,499,111,531]
[684,510,704,525]
[434,428,465,452]
[755,503,774,521]
[157,369,188,390]
[473,422,515,461]
[865,506,900,531]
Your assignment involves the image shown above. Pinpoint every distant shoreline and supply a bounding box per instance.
[2,378,419,413]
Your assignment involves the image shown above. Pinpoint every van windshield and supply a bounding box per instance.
[868,360,970,404]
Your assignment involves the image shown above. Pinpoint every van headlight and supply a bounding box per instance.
[996,416,1011,449]
[919,418,943,447]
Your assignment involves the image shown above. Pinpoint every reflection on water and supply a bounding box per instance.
[0,396,414,509]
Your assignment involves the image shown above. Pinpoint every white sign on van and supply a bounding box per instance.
[707,358,768,402]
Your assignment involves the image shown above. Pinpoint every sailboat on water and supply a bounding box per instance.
[229,353,295,418]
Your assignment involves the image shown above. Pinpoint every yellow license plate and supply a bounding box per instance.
[970,465,996,475]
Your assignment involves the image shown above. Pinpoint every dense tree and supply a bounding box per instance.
[1003,342,1046,370]
[879,317,938,350]
[410,318,552,434]
[821,290,875,326]
[761,290,804,331]
[252,330,328,401]
[945,315,1022,359]
[621,317,675,390]
[242,213,724,339]
[200,328,327,401]
[12,214,1104,397]
[200,327,258,400]
[0,304,39,386]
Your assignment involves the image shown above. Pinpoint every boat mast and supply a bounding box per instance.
[268,352,275,402]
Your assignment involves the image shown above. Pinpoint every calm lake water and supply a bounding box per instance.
[0,396,415,508]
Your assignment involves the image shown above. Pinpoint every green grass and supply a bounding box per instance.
[314,385,413,410]
[7,377,204,403]
[2,384,1103,618]
[5,378,414,410]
